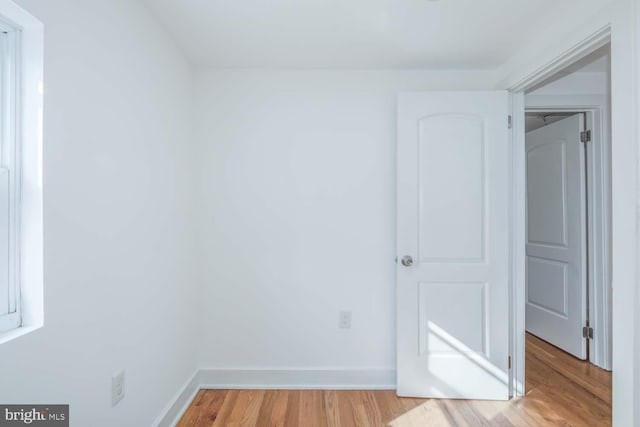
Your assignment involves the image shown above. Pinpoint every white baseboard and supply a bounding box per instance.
[198,368,397,390]
[153,368,396,426]
[153,370,200,427]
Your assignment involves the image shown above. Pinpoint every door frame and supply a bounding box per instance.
[509,36,610,395]
[524,100,611,370]
[506,14,639,424]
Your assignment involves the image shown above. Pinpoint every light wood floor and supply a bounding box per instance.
[177,334,611,426]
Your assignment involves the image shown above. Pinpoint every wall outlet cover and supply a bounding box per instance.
[339,311,352,329]
[111,370,125,407]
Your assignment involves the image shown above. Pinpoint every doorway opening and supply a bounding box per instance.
[521,43,612,416]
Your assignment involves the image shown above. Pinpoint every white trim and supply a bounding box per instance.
[509,92,526,397]
[634,0,640,421]
[198,368,396,390]
[14,0,43,332]
[524,96,612,371]
[506,27,610,93]
[0,323,38,345]
[152,370,200,427]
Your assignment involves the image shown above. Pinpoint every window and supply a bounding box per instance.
[0,2,43,341]
[0,18,21,333]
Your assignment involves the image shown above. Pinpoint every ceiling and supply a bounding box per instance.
[140,0,608,69]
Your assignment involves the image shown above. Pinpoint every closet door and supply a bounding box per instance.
[525,114,587,359]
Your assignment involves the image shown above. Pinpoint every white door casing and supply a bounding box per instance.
[525,114,586,359]
[502,14,637,424]
[397,91,510,400]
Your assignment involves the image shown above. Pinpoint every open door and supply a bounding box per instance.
[396,91,510,400]
[525,114,587,359]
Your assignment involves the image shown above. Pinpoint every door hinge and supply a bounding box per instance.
[582,326,594,339]
[508,356,512,370]
[580,130,591,143]
[508,115,513,129]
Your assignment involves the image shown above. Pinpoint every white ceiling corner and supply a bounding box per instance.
[140,0,611,69]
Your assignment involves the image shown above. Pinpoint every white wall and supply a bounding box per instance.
[0,0,633,423]
[194,70,494,373]
[0,1,199,426]
[528,71,609,96]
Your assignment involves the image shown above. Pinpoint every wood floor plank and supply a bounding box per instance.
[358,391,383,426]
[445,400,492,427]
[269,390,290,427]
[178,334,611,426]
[336,391,357,427]
[323,390,341,427]
[463,400,512,426]
[526,353,610,425]
[283,390,300,427]
[371,390,406,424]
[348,391,372,427]
[254,391,276,427]
[436,400,472,426]
[195,389,227,426]
[211,390,239,427]
[527,333,612,404]
[228,390,265,426]
[299,390,327,427]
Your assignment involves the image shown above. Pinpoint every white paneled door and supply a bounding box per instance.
[525,114,586,360]
[396,92,510,400]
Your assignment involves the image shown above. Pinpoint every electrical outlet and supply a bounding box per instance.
[111,370,125,407]
[339,311,351,329]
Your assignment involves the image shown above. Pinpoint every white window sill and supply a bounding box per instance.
[0,324,42,345]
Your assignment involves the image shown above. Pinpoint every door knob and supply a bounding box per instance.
[401,255,414,267]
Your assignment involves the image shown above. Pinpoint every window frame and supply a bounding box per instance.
[0,18,21,333]
[0,0,43,343]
